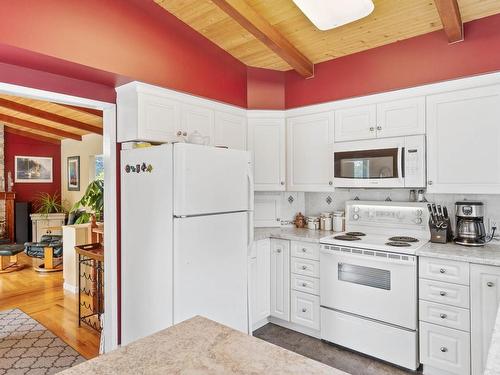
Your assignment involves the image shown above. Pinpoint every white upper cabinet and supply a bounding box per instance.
[334,104,376,142]
[334,97,425,142]
[376,97,425,138]
[248,116,286,191]
[287,112,335,192]
[117,82,246,146]
[426,85,500,194]
[215,112,247,150]
[117,85,181,143]
[470,264,500,375]
[181,104,214,144]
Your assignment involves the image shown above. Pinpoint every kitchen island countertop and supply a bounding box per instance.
[60,316,343,375]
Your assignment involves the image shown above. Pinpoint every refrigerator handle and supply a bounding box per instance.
[247,161,254,248]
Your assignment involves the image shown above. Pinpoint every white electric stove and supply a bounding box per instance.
[319,200,430,370]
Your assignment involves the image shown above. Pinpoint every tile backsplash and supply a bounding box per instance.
[305,189,500,233]
[256,189,500,233]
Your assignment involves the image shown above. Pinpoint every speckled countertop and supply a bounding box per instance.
[254,227,333,243]
[60,316,344,375]
[416,240,500,266]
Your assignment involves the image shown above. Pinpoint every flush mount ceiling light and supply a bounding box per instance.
[293,0,375,31]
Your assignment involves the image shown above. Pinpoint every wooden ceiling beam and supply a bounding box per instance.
[434,0,464,43]
[4,126,61,145]
[0,113,82,141]
[211,0,314,78]
[55,103,103,117]
[0,98,103,135]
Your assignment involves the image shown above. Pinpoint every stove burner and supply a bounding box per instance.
[345,232,366,237]
[334,235,361,241]
[385,241,412,247]
[388,236,419,243]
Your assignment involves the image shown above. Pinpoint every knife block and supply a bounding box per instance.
[429,218,453,244]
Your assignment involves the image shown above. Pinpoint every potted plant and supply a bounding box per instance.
[33,192,65,215]
[71,178,104,224]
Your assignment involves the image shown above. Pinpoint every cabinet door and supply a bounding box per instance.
[334,105,376,142]
[255,239,271,324]
[214,112,247,150]
[470,264,500,375]
[249,255,257,330]
[376,97,425,138]
[138,92,180,142]
[426,85,500,194]
[270,239,290,321]
[181,104,214,144]
[287,112,334,191]
[248,117,286,191]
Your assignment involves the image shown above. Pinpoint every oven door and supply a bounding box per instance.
[333,138,404,188]
[320,245,417,330]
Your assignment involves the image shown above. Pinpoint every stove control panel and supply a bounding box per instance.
[345,201,430,233]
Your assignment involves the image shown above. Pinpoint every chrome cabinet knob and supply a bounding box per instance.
[280,181,285,185]
[440,347,448,353]
[428,180,433,185]
[369,127,375,132]
[302,282,307,287]
[440,313,447,319]
[302,265,307,270]
[177,130,182,136]
[440,268,446,274]
[302,248,307,253]
[488,281,495,287]
[439,291,447,296]
[276,249,281,253]
[377,126,382,131]
[302,308,307,313]
[329,181,333,186]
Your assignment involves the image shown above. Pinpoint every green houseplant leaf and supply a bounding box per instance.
[71,178,104,224]
[33,192,65,216]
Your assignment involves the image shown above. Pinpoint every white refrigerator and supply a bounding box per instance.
[120,143,253,345]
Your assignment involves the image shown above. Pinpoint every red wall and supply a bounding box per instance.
[247,67,285,110]
[0,0,247,107]
[285,13,500,108]
[4,132,61,207]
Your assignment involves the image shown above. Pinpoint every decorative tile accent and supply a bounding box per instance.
[0,308,85,374]
[325,196,332,205]
[288,195,294,204]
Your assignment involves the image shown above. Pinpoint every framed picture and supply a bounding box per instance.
[15,156,53,183]
[67,156,80,191]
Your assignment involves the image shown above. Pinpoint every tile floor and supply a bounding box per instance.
[253,323,421,375]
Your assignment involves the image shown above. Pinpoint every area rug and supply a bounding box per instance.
[0,308,85,374]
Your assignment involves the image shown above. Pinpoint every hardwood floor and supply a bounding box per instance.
[0,252,100,359]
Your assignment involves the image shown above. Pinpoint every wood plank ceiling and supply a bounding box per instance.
[0,94,103,145]
[154,0,500,72]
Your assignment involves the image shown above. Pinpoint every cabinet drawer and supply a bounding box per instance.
[420,322,470,375]
[419,257,469,285]
[419,300,470,332]
[419,279,469,309]
[291,241,320,261]
[291,290,320,330]
[291,257,320,278]
[291,274,320,296]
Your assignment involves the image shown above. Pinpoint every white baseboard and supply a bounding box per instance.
[268,317,321,339]
[63,283,78,294]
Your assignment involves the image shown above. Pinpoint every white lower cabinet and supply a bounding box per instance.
[420,322,470,375]
[270,239,290,321]
[291,290,320,330]
[470,264,500,375]
[251,239,271,330]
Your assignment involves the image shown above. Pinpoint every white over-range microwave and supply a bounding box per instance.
[333,135,426,188]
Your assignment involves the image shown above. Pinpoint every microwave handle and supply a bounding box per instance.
[401,147,405,178]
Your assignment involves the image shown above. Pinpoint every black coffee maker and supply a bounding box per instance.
[455,201,488,246]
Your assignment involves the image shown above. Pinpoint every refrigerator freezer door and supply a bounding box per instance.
[120,145,174,345]
[174,143,251,216]
[173,212,249,333]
